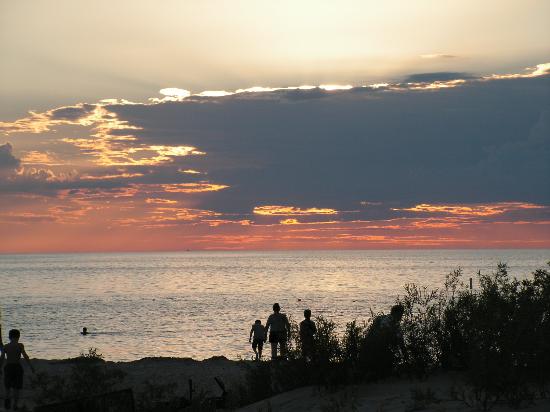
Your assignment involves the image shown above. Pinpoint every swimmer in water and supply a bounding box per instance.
[80,327,88,336]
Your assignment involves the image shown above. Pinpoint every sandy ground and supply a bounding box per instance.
[238,372,550,412]
[5,359,550,411]
[9,356,249,410]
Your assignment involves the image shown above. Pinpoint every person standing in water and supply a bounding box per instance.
[1,329,35,411]
[265,303,291,360]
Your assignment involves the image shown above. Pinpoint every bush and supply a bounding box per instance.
[314,316,343,364]
[243,263,550,410]
[398,283,445,377]
[341,320,366,365]
[398,262,550,408]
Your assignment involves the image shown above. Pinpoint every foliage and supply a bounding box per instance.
[341,320,366,365]
[398,262,550,409]
[241,263,550,410]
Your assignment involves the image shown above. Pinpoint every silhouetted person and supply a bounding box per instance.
[249,320,266,360]
[360,304,405,380]
[265,303,291,360]
[1,329,34,411]
[299,309,317,361]
[81,327,88,336]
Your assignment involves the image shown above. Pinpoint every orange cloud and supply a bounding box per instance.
[280,218,300,225]
[20,151,64,166]
[145,198,178,204]
[160,183,229,193]
[179,169,201,174]
[14,167,77,183]
[58,187,139,200]
[393,202,544,216]
[1,103,206,167]
[407,79,466,90]
[254,205,338,216]
[1,202,549,252]
[80,172,144,180]
[147,207,220,223]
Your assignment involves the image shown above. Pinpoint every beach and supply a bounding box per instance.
[17,356,247,410]
[12,357,550,411]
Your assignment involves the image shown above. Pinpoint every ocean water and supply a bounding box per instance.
[0,250,548,361]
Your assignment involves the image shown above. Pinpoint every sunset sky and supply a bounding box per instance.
[1,1,549,252]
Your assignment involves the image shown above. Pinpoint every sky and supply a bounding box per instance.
[0,1,549,252]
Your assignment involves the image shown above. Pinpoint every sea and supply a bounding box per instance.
[0,250,548,361]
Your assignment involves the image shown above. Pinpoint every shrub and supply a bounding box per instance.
[314,316,342,364]
[398,283,445,377]
[242,263,550,410]
[341,320,366,365]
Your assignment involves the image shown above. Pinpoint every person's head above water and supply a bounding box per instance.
[390,304,405,321]
[273,303,280,313]
[8,329,20,342]
[255,319,262,325]
[304,309,312,319]
[81,327,88,335]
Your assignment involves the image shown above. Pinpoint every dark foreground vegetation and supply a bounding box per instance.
[31,263,550,411]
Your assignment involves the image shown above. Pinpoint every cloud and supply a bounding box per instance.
[83,63,547,217]
[488,63,550,79]
[20,151,64,166]
[145,198,178,204]
[150,88,192,103]
[1,63,549,240]
[253,205,338,216]
[280,218,300,225]
[404,72,473,83]
[179,169,201,175]
[0,143,20,174]
[49,104,96,121]
[80,172,144,180]
[420,54,457,59]
[159,183,229,193]
[393,202,545,217]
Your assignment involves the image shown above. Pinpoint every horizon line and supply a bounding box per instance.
[1,247,549,256]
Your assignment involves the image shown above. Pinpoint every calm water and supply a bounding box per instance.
[0,250,548,361]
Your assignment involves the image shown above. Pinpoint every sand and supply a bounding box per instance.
[238,372,550,412]
[13,356,249,410]
[7,358,550,411]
